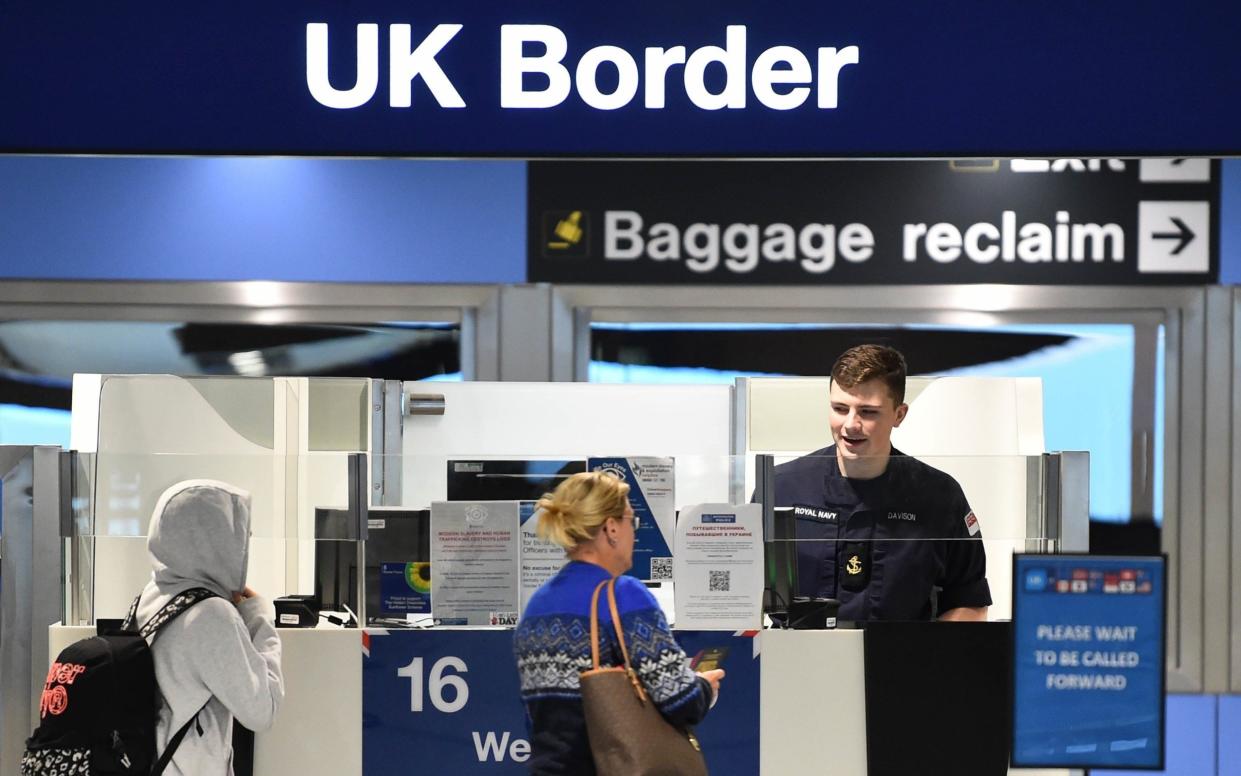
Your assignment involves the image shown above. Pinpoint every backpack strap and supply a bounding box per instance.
[140,588,220,775]
[121,594,142,633]
[139,587,220,641]
[150,700,210,776]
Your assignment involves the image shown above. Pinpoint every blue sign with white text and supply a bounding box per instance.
[587,457,675,581]
[1011,555,1166,769]
[379,562,431,615]
[362,628,759,774]
[3,2,1240,157]
[364,629,529,772]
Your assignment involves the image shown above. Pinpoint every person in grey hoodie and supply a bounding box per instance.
[135,479,284,776]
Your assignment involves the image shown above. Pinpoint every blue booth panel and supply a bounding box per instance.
[1099,694,1216,776]
[1219,695,1241,776]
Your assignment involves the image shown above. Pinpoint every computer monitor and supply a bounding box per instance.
[765,507,841,628]
[764,507,798,617]
[446,459,585,502]
[314,508,430,625]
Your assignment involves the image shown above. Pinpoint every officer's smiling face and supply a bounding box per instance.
[829,378,908,465]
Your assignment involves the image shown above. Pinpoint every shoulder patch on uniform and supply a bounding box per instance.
[964,511,981,536]
[792,505,837,522]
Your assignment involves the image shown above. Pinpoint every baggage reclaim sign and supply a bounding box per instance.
[527,160,1219,284]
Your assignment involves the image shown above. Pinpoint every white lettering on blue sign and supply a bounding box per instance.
[1045,673,1128,690]
[306,23,466,109]
[397,655,470,713]
[500,25,859,111]
[472,731,532,762]
[306,24,860,112]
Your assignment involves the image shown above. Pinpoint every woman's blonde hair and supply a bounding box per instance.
[535,471,631,551]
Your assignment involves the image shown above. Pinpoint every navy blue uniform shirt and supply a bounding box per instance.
[773,445,992,621]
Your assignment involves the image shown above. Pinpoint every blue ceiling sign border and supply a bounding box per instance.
[2,2,1240,158]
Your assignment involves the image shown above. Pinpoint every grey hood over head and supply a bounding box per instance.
[136,479,283,776]
[144,479,251,606]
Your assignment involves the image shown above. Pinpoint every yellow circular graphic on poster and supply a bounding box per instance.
[407,562,432,594]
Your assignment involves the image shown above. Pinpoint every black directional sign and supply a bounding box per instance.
[527,160,1219,285]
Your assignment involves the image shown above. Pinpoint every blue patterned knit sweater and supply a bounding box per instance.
[513,561,712,775]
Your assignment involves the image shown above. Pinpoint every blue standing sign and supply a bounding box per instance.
[1011,554,1166,769]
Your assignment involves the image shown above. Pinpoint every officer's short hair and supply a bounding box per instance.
[831,345,907,405]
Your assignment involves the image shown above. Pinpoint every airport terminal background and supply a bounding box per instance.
[1,156,1239,774]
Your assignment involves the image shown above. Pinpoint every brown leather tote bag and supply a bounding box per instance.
[579,578,709,776]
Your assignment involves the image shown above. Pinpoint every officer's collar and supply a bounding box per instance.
[822,444,908,483]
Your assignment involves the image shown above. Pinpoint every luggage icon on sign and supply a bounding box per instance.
[544,210,589,257]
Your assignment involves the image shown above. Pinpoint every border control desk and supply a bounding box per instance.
[764,625,1013,776]
[44,622,1024,776]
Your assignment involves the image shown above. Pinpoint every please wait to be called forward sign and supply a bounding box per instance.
[1011,555,1166,770]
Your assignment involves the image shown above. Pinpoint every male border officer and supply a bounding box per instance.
[773,344,991,621]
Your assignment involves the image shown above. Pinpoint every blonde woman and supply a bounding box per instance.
[513,471,724,775]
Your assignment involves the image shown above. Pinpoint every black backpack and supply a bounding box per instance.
[22,588,219,776]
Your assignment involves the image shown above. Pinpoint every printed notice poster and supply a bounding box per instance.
[1011,554,1166,769]
[379,562,431,616]
[430,501,520,626]
[674,504,763,630]
[520,501,567,615]
[588,457,675,581]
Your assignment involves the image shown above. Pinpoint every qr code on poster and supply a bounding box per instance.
[709,570,730,592]
[649,557,674,580]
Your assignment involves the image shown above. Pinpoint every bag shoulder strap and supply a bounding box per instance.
[587,577,648,702]
[123,595,142,633]
[588,580,609,670]
[150,700,210,776]
[603,579,634,669]
[124,587,220,641]
[113,588,217,774]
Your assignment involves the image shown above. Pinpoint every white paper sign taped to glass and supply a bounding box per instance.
[674,504,764,630]
[588,457,675,581]
[520,501,567,615]
[430,501,520,626]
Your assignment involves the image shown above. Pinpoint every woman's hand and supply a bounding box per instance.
[698,668,725,700]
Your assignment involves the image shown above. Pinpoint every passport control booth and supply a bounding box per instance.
[22,373,1088,776]
[2,2,1225,774]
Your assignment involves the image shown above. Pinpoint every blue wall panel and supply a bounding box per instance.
[1221,160,1241,285]
[1101,694,1217,776]
[0,157,525,284]
[1219,695,1241,776]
